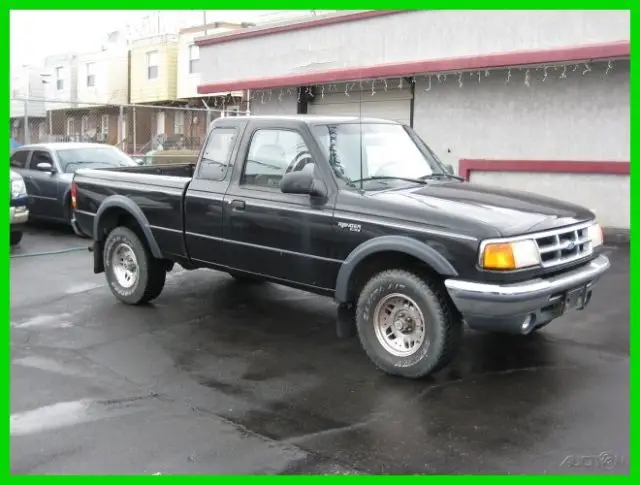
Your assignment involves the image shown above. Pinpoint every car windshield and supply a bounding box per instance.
[311,123,448,190]
[57,147,137,173]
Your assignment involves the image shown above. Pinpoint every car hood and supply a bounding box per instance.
[367,181,595,237]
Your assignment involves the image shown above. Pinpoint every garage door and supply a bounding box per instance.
[308,85,412,125]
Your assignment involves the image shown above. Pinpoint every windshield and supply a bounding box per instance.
[57,147,137,173]
[311,123,447,190]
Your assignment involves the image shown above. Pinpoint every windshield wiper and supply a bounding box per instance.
[351,176,427,185]
[420,172,465,181]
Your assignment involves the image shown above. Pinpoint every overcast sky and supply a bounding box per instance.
[10,10,327,72]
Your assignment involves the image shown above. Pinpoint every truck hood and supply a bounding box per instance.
[367,181,595,237]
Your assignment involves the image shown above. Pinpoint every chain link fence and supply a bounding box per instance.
[10,97,248,165]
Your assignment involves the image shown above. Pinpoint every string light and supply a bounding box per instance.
[260,59,611,104]
[605,60,613,75]
[560,65,568,79]
[425,76,432,92]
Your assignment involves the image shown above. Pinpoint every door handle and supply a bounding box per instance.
[230,199,245,211]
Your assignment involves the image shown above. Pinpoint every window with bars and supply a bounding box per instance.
[174,111,185,135]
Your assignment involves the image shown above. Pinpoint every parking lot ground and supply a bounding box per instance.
[10,225,630,474]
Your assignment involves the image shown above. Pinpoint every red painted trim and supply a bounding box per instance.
[459,159,630,181]
[197,40,629,93]
[195,11,406,47]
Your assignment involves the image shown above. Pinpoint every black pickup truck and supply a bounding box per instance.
[71,115,610,379]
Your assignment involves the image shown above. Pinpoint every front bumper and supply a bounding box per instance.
[10,205,29,228]
[444,254,610,334]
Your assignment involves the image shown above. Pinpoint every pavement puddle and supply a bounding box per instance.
[12,313,74,329]
[64,282,104,295]
[11,394,158,437]
[12,356,88,378]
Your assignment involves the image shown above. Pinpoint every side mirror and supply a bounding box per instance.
[280,171,326,198]
[444,164,454,174]
[36,162,55,173]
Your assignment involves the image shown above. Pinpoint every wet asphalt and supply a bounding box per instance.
[10,224,630,474]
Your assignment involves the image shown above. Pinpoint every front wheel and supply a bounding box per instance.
[355,269,463,379]
[103,226,166,305]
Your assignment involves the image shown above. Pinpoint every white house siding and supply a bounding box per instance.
[10,66,47,118]
[199,10,629,84]
[76,49,129,106]
[43,53,78,111]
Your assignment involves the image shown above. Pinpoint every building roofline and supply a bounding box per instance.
[198,40,630,94]
[195,10,406,47]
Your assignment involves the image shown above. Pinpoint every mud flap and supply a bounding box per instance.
[337,303,356,338]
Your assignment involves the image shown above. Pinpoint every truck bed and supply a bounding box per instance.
[97,162,196,178]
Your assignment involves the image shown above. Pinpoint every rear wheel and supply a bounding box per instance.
[10,231,23,246]
[103,226,166,305]
[355,269,463,379]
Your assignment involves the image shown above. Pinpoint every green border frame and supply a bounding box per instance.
[5,2,635,478]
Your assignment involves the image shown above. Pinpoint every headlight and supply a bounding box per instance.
[587,223,604,247]
[480,239,540,270]
[11,179,26,198]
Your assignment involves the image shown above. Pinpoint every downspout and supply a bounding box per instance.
[409,76,415,128]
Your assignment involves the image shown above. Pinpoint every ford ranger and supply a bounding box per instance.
[71,115,610,379]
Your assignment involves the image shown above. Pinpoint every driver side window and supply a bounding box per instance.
[241,129,313,188]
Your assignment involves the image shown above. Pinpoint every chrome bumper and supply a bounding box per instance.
[444,254,610,333]
[10,206,29,226]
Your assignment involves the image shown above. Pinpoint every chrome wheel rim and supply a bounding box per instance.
[111,243,138,289]
[373,293,427,357]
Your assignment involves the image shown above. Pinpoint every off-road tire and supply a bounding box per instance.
[355,269,463,379]
[10,231,23,246]
[104,226,166,305]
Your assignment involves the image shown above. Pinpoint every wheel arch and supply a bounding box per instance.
[334,235,458,304]
[94,195,162,259]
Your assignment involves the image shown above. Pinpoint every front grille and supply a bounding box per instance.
[535,224,593,268]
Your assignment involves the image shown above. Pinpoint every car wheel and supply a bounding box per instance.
[355,269,463,379]
[103,226,166,305]
[10,231,23,246]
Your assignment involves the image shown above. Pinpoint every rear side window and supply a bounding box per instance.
[197,127,237,181]
[10,150,28,169]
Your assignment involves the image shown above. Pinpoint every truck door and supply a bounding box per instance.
[183,125,239,266]
[222,121,339,291]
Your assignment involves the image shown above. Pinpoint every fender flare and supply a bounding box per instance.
[93,195,163,259]
[334,235,458,304]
